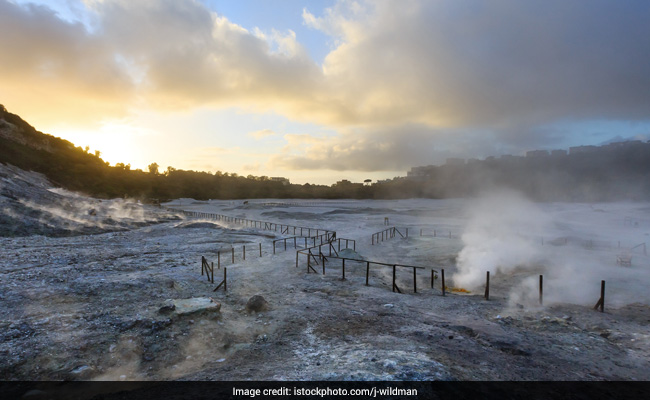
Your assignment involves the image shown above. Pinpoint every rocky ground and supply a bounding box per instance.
[1,169,649,384]
[1,213,649,382]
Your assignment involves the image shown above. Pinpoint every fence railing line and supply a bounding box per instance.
[166,207,335,238]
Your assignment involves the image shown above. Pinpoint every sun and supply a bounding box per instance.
[54,121,152,170]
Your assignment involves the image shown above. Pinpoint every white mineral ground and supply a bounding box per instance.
[1,165,649,381]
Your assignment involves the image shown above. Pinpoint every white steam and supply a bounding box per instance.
[453,190,650,307]
[453,190,551,289]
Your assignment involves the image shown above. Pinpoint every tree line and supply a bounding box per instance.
[2,105,650,202]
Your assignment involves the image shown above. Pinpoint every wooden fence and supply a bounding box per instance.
[371,227,407,245]
[167,207,334,238]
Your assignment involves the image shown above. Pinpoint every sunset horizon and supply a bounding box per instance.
[2,0,649,185]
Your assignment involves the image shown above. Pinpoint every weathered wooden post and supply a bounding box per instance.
[539,275,543,305]
[243,245,246,261]
[366,262,370,286]
[259,243,262,257]
[413,267,417,293]
[273,241,276,254]
[342,258,345,280]
[593,280,605,312]
[231,247,234,263]
[392,265,396,293]
[441,268,446,296]
[485,271,490,300]
[211,262,214,283]
[284,239,287,251]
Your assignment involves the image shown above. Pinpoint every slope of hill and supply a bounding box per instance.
[0,163,179,237]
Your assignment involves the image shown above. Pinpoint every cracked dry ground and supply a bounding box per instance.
[1,221,649,381]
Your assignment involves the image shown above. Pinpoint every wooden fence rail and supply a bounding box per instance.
[371,227,407,245]
[167,207,335,238]
[272,232,337,253]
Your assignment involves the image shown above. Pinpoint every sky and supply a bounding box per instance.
[1,0,649,185]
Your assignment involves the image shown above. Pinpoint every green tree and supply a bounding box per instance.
[148,162,159,175]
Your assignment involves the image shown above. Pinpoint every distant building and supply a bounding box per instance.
[526,150,549,157]
[407,165,436,179]
[551,149,567,157]
[569,145,598,155]
[445,158,465,166]
[270,177,290,185]
[604,141,643,151]
[500,154,523,162]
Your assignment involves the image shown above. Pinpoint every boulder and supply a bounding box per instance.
[246,295,269,313]
[159,297,221,316]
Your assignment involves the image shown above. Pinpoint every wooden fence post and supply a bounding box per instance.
[366,262,370,286]
[441,268,445,296]
[485,271,490,300]
[413,267,417,293]
[593,280,605,312]
[539,275,543,305]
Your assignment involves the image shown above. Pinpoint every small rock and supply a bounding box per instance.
[383,304,394,308]
[246,295,269,313]
[70,365,93,375]
[158,303,176,314]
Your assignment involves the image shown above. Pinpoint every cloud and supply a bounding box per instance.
[308,0,650,129]
[248,129,276,139]
[0,0,134,125]
[2,0,650,173]
[270,125,509,172]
